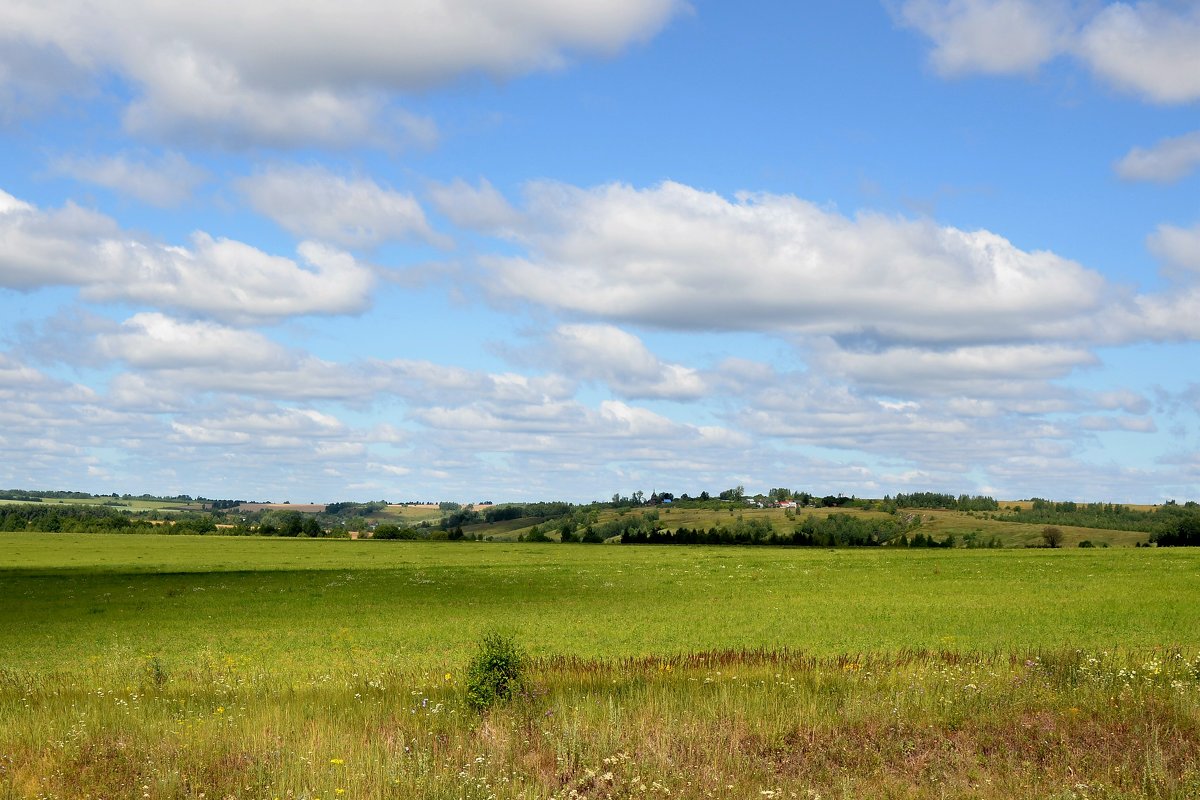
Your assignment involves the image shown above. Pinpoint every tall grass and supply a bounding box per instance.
[2,649,1198,799]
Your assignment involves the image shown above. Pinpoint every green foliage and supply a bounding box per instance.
[371,524,421,540]
[1152,511,1200,546]
[325,500,387,517]
[440,508,481,528]
[0,503,153,533]
[484,505,525,523]
[464,632,525,712]
[1002,499,1171,533]
[169,514,218,535]
[1042,526,1064,548]
[889,493,999,511]
[621,512,917,547]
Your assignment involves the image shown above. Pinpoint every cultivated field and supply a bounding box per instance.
[1,534,1198,798]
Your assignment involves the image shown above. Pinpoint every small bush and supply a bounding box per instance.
[465,632,525,712]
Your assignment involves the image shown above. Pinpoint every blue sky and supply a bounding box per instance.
[0,0,1198,503]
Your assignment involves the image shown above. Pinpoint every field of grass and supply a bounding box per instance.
[374,504,446,524]
[2,534,1198,798]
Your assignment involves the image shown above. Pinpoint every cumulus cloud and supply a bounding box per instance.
[487,180,1107,345]
[96,312,289,369]
[0,0,683,147]
[1076,3,1200,105]
[1115,131,1200,183]
[545,324,707,400]
[1092,388,1151,415]
[1079,414,1157,433]
[238,165,443,248]
[0,188,375,323]
[92,236,373,324]
[898,1,1200,104]
[897,0,1071,76]
[811,342,1097,399]
[1148,222,1200,277]
[0,190,118,287]
[428,178,524,232]
[52,151,208,207]
[477,178,1200,352]
[170,406,348,447]
[93,313,374,401]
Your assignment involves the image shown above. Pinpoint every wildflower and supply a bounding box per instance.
[445,672,452,681]
[330,758,345,766]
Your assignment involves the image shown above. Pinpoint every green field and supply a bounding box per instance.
[2,534,1198,799]
[2,533,1196,671]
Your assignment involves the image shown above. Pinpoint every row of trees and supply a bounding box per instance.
[887,493,999,511]
[0,504,153,533]
[1002,500,1200,536]
[618,513,951,548]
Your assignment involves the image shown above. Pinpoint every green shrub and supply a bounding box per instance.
[465,632,525,712]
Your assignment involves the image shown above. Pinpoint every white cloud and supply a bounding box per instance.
[92,236,374,324]
[0,352,54,389]
[238,165,442,248]
[1119,285,1200,341]
[488,180,1107,345]
[0,0,684,147]
[0,188,376,323]
[96,313,289,369]
[0,190,117,288]
[478,179,1200,351]
[1092,389,1150,415]
[1148,222,1200,277]
[170,406,347,447]
[1076,3,1200,105]
[377,359,577,408]
[1079,414,1157,433]
[813,342,1097,398]
[52,151,207,207]
[94,313,373,401]
[898,1,1200,105]
[428,178,524,232]
[546,323,707,400]
[897,0,1070,76]
[1116,131,1200,183]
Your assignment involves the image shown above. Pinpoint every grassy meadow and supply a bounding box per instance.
[2,533,1199,798]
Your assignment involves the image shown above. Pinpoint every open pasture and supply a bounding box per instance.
[2,533,1197,673]
[2,534,1199,799]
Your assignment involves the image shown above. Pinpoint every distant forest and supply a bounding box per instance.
[1,489,1199,546]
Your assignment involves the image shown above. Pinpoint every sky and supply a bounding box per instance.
[0,0,1198,504]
